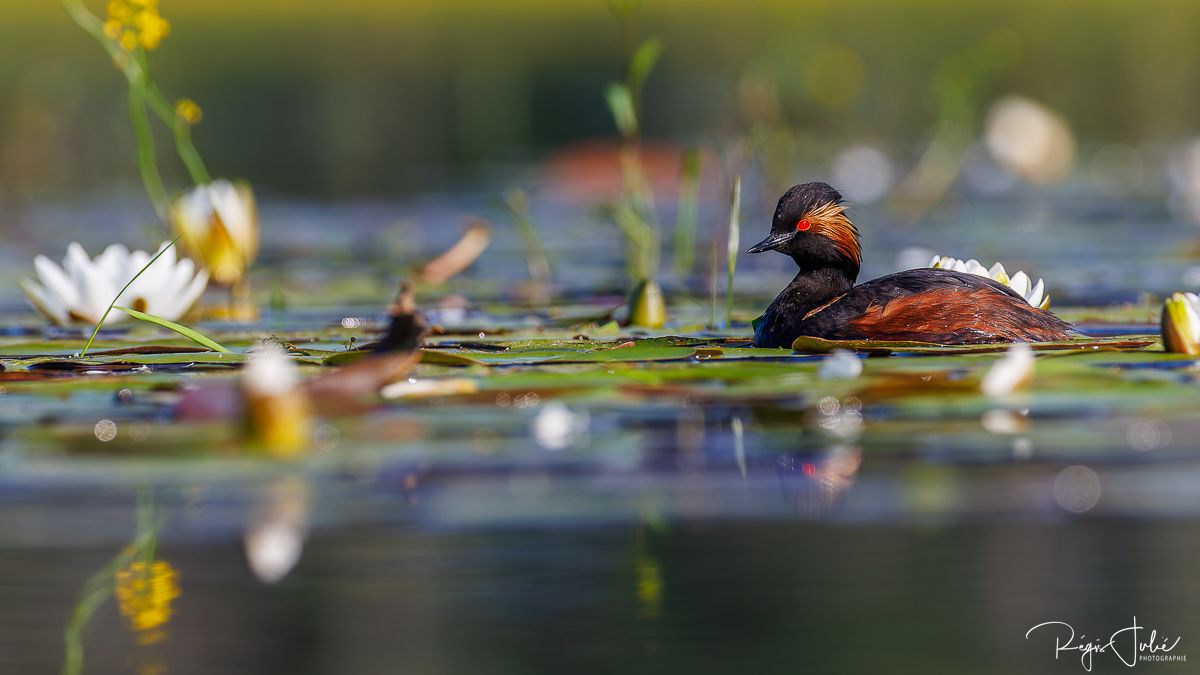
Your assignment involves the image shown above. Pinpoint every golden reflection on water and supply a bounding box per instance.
[62,492,173,675]
[115,560,182,645]
[634,527,663,620]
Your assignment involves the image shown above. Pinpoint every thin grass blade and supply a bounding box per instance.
[114,305,230,353]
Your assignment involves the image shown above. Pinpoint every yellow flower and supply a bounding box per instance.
[170,180,259,286]
[115,560,181,645]
[105,0,170,52]
[175,98,203,125]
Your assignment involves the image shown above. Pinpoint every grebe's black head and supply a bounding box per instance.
[747,181,861,280]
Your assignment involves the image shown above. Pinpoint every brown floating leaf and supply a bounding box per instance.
[416,219,491,285]
[26,360,234,373]
[82,345,213,356]
[27,360,147,372]
[305,282,429,413]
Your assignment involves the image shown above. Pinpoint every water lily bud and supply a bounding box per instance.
[1162,292,1200,355]
[241,347,313,457]
[981,342,1034,397]
[627,278,667,328]
[171,180,259,286]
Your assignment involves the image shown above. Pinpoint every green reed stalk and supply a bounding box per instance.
[503,190,552,303]
[127,77,168,219]
[63,0,212,217]
[672,149,701,277]
[725,176,741,328]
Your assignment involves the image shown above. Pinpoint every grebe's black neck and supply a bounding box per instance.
[777,263,857,317]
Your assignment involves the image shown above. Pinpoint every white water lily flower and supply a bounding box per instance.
[1161,292,1200,355]
[929,255,1050,309]
[171,179,259,285]
[20,242,208,326]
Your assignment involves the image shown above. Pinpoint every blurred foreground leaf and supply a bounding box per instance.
[114,305,231,353]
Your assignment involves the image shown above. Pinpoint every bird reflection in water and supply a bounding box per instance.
[776,444,863,517]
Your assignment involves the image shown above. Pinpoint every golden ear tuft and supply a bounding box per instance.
[806,201,861,266]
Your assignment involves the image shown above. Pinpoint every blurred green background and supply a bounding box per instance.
[2,0,1199,202]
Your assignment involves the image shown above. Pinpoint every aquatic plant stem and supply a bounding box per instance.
[140,72,212,185]
[672,149,701,277]
[63,0,213,200]
[709,238,719,329]
[62,0,122,63]
[725,176,741,328]
[503,190,552,306]
[128,77,169,220]
[79,235,183,357]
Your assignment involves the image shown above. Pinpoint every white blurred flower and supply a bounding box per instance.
[818,349,863,380]
[830,144,894,203]
[1161,291,1200,355]
[20,242,208,327]
[1168,138,1200,225]
[244,476,310,584]
[532,401,586,450]
[171,179,259,285]
[929,255,1049,309]
[984,95,1076,185]
[981,342,1034,397]
[245,520,304,584]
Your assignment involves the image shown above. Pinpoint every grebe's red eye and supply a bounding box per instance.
[796,219,811,231]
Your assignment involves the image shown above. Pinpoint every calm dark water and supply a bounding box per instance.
[3,499,1197,675]
[3,433,1199,675]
